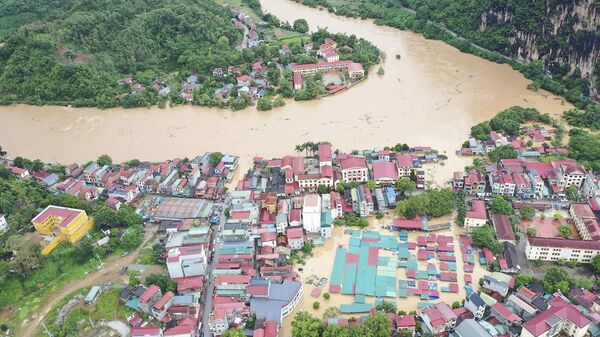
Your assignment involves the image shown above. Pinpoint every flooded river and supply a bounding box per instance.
[0,0,570,179]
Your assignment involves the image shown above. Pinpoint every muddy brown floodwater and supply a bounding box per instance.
[0,0,571,335]
[0,0,570,178]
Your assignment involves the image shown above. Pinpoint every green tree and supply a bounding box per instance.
[366,180,377,189]
[578,278,594,290]
[375,300,396,313]
[209,152,224,167]
[515,275,533,288]
[395,178,416,195]
[377,67,385,75]
[222,329,245,337]
[519,206,535,219]
[471,226,503,254]
[313,301,320,309]
[323,292,330,300]
[592,255,600,275]
[488,145,518,163]
[293,19,309,33]
[542,267,572,293]
[364,313,391,337]
[558,224,572,238]
[451,301,461,309]
[96,154,112,166]
[566,185,582,202]
[145,274,177,293]
[492,196,513,215]
[292,311,324,337]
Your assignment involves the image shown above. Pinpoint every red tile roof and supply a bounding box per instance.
[373,161,399,180]
[340,156,366,170]
[287,226,304,239]
[153,291,174,311]
[493,214,515,241]
[466,200,487,220]
[492,303,522,324]
[139,284,160,303]
[523,294,590,336]
[396,154,414,168]
[527,236,600,250]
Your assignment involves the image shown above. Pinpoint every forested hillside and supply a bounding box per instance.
[0,0,243,108]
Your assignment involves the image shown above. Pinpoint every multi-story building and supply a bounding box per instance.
[340,156,368,183]
[302,194,321,233]
[569,203,600,241]
[490,173,515,196]
[166,245,207,279]
[32,205,94,255]
[521,293,590,337]
[396,154,414,177]
[525,236,600,263]
[464,200,487,229]
[464,170,487,196]
[372,161,399,185]
[420,302,457,335]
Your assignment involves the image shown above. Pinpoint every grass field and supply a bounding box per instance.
[263,28,310,43]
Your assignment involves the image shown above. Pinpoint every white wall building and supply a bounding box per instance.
[302,194,321,233]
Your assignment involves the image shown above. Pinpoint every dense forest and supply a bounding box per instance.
[294,0,600,131]
[0,0,245,108]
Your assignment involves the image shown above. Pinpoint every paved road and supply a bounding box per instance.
[201,202,227,337]
[20,226,156,337]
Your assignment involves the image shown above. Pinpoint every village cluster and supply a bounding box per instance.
[112,8,367,108]
[3,135,600,337]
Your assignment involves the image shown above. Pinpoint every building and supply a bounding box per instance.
[521,293,590,337]
[570,203,600,241]
[318,143,333,167]
[152,291,175,320]
[287,226,304,250]
[139,285,163,313]
[84,286,103,305]
[491,302,522,326]
[166,245,207,279]
[453,319,492,337]
[420,302,457,335]
[302,194,322,233]
[483,272,512,297]
[347,62,364,78]
[340,156,368,183]
[131,327,163,337]
[464,293,486,319]
[249,279,303,324]
[32,205,94,255]
[493,214,515,243]
[0,214,7,232]
[372,161,399,185]
[525,236,600,263]
[464,200,487,229]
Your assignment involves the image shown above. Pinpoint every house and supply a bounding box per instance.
[395,315,416,336]
[302,194,321,233]
[0,214,8,232]
[453,319,492,337]
[483,272,512,297]
[293,72,303,90]
[505,294,538,321]
[9,166,30,179]
[502,241,520,274]
[491,302,522,326]
[521,293,590,337]
[493,214,515,243]
[464,293,486,319]
[152,291,175,320]
[568,288,600,312]
[166,245,207,279]
[420,302,457,335]
[213,68,224,77]
[396,155,414,177]
[464,200,487,229]
[372,161,399,185]
[347,62,365,78]
[32,205,94,255]
[139,285,162,314]
[340,156,368,183]
[318,143,333,167]
[287,226,304,250]
[237,75,253,87]
[131,327,163,337]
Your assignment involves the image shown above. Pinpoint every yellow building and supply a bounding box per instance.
[32,205,94,255]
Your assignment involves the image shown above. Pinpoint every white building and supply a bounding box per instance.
[166,245,207,279]
[302,194,321,233]
[0,214,7,232]
[525,236,600,264]
[340,156,368,183]
[464,200,487,228]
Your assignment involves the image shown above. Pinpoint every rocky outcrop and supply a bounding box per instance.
[479,0,599,92]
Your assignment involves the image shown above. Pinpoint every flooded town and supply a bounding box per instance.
[0,1,599,337]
